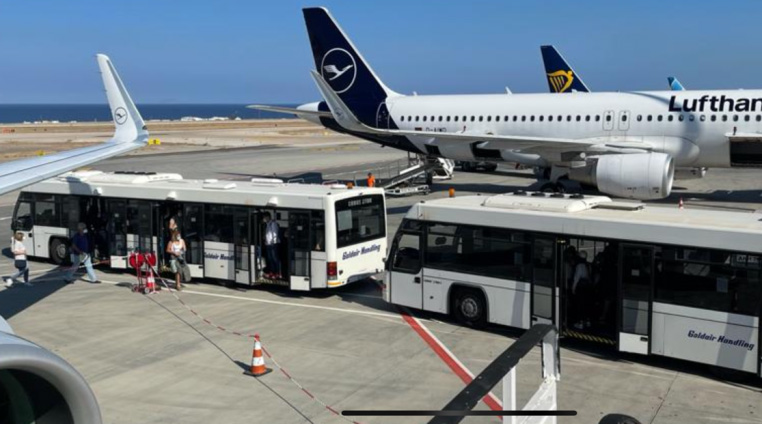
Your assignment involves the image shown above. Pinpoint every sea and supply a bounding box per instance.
[0,104,300,124]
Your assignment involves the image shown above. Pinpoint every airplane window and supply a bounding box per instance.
[415,116,419,121]
[446,116,451,122]
[647,115,653,122]
[567,115,572,122]
[586,115,591,122]
[431,116,435,121]
[722,115,728,122]
[487,116,492,122]
[689,115,695,122]
[463,116,467,122]
[479,116,484,122]
[595,115,600,122]
[513,116,518,122]
[733,115,739,122]
[558,115,563,121]
[576,115,581,122]
[454,116,459,122]
[549,115,554,122]
[699,115,705,122]
[471,116,475,122]
[745,115,751,122]
[530,116,535,122]
[637,115,642,122]
[622,115,628,122]
[657,115,663,122]
[423,116,427,122]
[757,115,761,122]
[711,115,716,122]
[538,115,544,122]
[504,116,509,121]
[400,116,405,122]
[522,116,526,122]
[678,115,684,122]
[438,116,443,122]
[668,115,674,122]
[605,115,611,122]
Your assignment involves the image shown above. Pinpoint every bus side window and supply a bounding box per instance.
[391,233,421,274]
[33,194,60,228]
[13,199,33,231]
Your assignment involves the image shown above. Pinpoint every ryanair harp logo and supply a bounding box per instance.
[547,70,574,93]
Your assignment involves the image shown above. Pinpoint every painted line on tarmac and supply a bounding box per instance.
[0,216,11,221]
[398,306,503,412]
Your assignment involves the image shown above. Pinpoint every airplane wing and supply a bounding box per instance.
[309,69,596,151]
[246,104,333,118]
[0,54,147,195]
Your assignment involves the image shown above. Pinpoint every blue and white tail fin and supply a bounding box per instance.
[540,45,590,93]
[668,76,685,91]
[303,7,399,127]
[97,54,148,144]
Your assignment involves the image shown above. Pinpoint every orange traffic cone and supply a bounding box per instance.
[145,268,156,294]
[244,334,271,377]
[678,198,684,210]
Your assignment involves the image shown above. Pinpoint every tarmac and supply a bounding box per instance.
[1,140,761,424]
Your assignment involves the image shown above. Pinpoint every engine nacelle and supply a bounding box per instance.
[569,153,675,200]
[0,317,101,424]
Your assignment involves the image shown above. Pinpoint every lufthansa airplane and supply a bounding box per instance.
[255,8,762,200]
[0,55,147,195]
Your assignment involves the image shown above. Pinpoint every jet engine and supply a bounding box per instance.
[569,153,675,200]
[0,317,101,424]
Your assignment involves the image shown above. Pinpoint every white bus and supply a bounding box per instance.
[385,191,762,375]
[11,171,387,291]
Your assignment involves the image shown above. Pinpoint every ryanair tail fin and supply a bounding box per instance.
[97,54,148,144]
[302,7,399,127]
[668,76,685,91]
[540,45,590,93]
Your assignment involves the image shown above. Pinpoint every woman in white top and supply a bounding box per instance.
[165,230,187,291]
[6,232,29,288]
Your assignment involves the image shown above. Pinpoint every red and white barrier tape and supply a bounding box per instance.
[145,268,361,424]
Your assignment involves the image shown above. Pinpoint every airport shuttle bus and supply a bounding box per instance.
[11,171,386,291]
[385,192,762,375]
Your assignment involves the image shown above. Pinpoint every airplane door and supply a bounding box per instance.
[603,110,615,131]
[618,110,631,131]
[376,102,391,129]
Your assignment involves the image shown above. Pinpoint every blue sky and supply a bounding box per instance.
[1,1,760,103]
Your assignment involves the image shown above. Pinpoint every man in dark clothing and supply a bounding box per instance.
[65,223,100,284]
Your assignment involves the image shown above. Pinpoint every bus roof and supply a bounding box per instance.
[408,192,762,253]
[22,171,383,210]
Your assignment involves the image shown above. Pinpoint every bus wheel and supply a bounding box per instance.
[453,289,486,327]
[485,163,498,172]
[49,238,69,265]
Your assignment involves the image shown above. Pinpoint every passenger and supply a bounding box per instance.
[263,212,281,279]
[367,172,376,188]
[166,230,187,291]
[65,223,101,284]
[571,251,591,330]
[5,232,30,288]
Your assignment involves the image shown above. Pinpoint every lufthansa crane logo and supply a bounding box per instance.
[114,107,128,125]
[321,48,356,94]
[547,70,574,93]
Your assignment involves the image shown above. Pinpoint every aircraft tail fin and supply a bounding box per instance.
[302,7,399,127]
[540,45,590,93]
[97,54,148,144]
[668,76,685,91]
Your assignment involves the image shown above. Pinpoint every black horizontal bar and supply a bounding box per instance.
[343,410,577,417]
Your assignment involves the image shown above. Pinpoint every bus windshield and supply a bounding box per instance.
[335,194,385,248]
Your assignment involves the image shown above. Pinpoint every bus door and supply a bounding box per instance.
[250,211,263,282]
[530,236,559,327]
[388,228,423,309]
[183,204,204,278]
[619,244,653,355]
[288,211,311,291]
[11,196,35,257]
[233,208,251,285]
[107,200,127,266]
